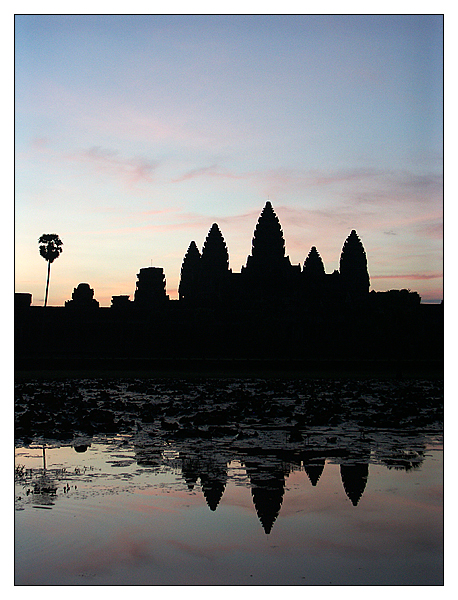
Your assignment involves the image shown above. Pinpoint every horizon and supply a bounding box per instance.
[15,15,443,306]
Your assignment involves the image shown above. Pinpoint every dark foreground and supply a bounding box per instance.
[15,375,443,450]
[15,356,443,382]
[15,376,443,585]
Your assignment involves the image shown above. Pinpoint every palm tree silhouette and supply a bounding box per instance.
[38,234,63,307]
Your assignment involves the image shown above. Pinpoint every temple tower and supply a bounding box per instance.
[199,223,231,305]
[245,201,289,274]
[302,246,326,305]
[65,283,99,309]
[242,201,295,305]
[134,267,168,308]
[178,241,201,303]
[339,230,370,302]
[303,246,325,279]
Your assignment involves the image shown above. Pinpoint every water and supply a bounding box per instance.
[14,377,443,585]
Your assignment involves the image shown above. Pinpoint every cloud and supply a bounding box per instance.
[87,211,216,236]
[272,201,442,240]
[31,136,51,149]
[416,221,443,240]
[218,208,263,224]
[23,139,161,188]
[139,208,181,217]
[68,146,159,185]
[167,163,442,211]
[171,164,220,183]
[171,163,259,185]
[170,165,382,190]
[304,167,381,187]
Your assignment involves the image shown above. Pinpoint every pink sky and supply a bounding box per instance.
[15,15,443,305]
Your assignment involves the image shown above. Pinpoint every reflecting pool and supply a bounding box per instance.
[15,377,443,585]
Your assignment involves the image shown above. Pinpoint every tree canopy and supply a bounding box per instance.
[38,234,63,263]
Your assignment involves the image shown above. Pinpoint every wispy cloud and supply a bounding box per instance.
[31,136,51,149]
[23,138,161,188]
[168,163,442,210]
[88,212,217,236]
[170,165,381,189]
[171,164,220,183]
[416,221,443,240]
[67,146,159,185]
[273,201,442,236]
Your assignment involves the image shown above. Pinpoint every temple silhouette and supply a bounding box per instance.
[15,201,443,368]
[175,201,371,309]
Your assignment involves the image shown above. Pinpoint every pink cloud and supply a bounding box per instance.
[31,136,51,149]
[171,163,259,185]
[166,164,442,217]
[171,164,220,183]
[274,203,442,238]
[416,221,443,239]
[66,146,159,185]
[87,213,215,236]
[24,138,161,188]
[78,103,235,149]
[305,167,380,187]
[218,209,264,225]
[67,532,155,575]
[172,165,381,190]
[139,208,181,217]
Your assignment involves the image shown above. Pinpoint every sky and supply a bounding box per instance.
[15,14,443,306]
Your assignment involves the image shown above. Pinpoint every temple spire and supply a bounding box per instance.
[178,241,201,303]
[303,246,325,278]
[246,201,287,272]
[339,230,370,301]
[200,223,230,305]
[201,223,229,274]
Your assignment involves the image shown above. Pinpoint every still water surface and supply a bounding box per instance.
[14,377,443,585]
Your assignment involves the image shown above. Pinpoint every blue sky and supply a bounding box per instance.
[15,14,443,305]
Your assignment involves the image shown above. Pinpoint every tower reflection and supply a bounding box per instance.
[244,458,290,534]
[340,463,369,507]
[128,430,430,532]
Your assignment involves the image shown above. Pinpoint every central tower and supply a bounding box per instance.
[242,201,296,305]
[245,201,288,274]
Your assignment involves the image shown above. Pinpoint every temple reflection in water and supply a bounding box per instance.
[18,434,428,535]
[15,377,441,537]
[131,425,431,533]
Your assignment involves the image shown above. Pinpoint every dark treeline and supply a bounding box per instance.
[15,202,443,370]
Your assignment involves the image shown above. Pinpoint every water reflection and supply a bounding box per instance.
[14,377,443,585]
[15,424,439,535]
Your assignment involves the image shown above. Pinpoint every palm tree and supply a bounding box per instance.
[38,234,63,307]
